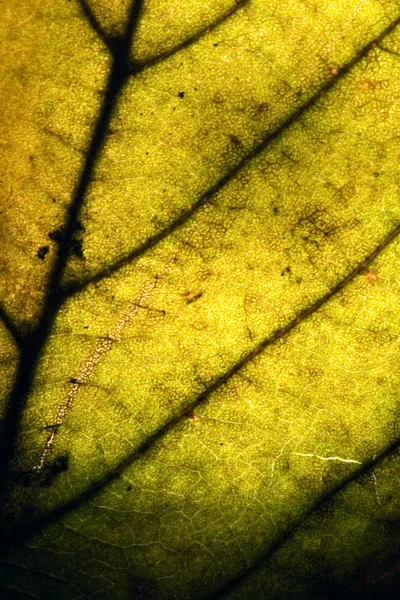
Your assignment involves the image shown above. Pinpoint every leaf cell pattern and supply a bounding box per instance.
[1,0,400,598]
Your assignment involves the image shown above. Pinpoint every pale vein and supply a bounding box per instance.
[294,452,362,465]
[35,257,176,472]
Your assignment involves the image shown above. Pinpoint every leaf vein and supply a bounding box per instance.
[3,224,398,549]
[65,14,400,296]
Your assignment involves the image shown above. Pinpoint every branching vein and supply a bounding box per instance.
[65,14,400,296]
[0,302,22,348]
[1,8,400,597]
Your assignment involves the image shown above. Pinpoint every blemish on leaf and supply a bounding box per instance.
[361,79,375,91]
[36,245,50,260]
[39,455,69,488]
[364,269,379,285]
[181,290,203,304]
[229,134,242,146]
[257,102,269,114]
[178,91,185,99]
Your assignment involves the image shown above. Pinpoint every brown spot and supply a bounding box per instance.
[257,102,269,113]
[361,79,375,91]
[364,270,378,285]
[37,245,50,260]
[181,290,203,304]
[229,134,242,146]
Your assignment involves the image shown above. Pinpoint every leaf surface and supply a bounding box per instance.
[1,0,400,598]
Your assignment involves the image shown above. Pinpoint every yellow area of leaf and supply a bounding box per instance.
[1,1,400,599]
[67,0,400,284]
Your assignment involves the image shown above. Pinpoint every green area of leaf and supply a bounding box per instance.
[1,1,400,598]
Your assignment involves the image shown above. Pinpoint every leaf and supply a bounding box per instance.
[1,0,400,598]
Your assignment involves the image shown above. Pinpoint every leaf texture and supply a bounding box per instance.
[1,0,400,598]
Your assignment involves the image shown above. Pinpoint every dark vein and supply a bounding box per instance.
[0,0,145,488]
[76,0,112,50]
[2,224,399,550]
[79,0,249,64]
[0,303,23,349]
[0,0,256,490]
[64,15,400,297]
[0,0,399,570]
[210,440,400,599]
[130,0,250,73]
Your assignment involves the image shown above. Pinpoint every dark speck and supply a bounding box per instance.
[126,484,133,491]
[37,245,50,260]
[257,102,269,114]
[213,43,218,47]
[273,207,279,215]
[10,455,70,488]
[229,134,241,146]
[178,91,185,99]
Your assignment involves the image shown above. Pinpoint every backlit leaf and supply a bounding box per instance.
[1,1,400,598]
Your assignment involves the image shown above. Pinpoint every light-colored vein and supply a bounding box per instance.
[34,255,176,472]
[293,452,362,465]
